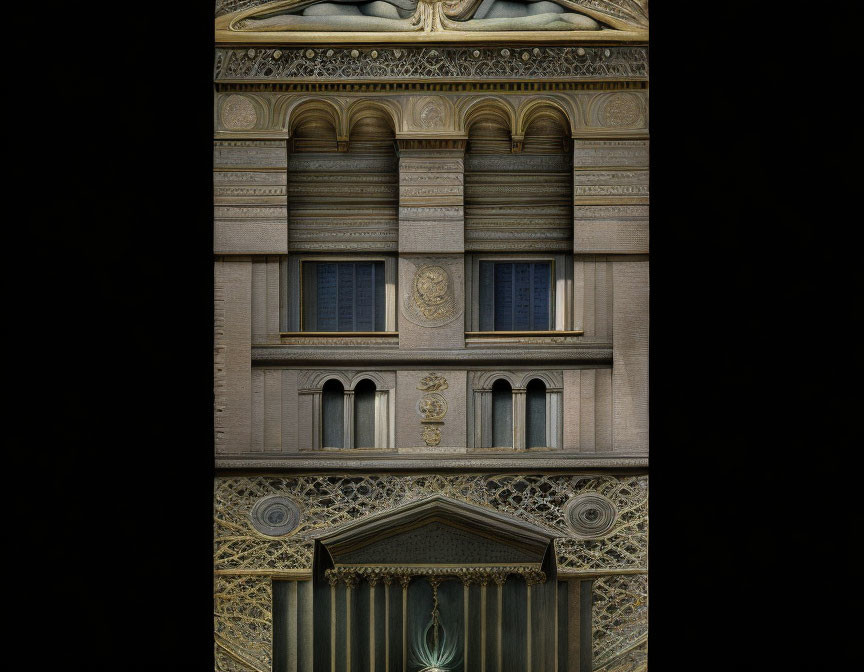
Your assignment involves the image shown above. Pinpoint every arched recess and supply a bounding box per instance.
[464,98,574,251]
[347,371,389,391]
[321,379,345,449]
[352,378,377,449]
[345,99,400,152]
[515,97,576,139]
[518,371,563,390]
[287,99,399,252]
[461,97,516,154]
[525,379,547,449]
[491,378,514,449]
[287,99,342,153]
[473,370,520,391]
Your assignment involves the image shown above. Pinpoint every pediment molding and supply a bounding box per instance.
[314,493,556,567]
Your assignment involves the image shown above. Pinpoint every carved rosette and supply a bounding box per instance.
[402,259,463,328]
[220,94,257,130]
[601,92,643,128]
[421,425,442,446]
[418,393,448,422]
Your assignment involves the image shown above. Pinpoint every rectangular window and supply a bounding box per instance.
[478,261,552,331]
[302,261,386,331]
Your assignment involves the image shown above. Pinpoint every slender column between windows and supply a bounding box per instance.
[374,391,389,449]
[343,390,354,450]
[513,389,527,451]
[311,391,322,451]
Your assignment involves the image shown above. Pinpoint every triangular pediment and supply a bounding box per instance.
[314,494,555,567]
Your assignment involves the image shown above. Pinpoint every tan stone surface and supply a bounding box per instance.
[612,259,649,452]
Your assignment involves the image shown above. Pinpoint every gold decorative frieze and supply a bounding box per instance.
[325,565,546,587]
[214,46,648,82]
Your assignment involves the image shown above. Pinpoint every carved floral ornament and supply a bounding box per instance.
[216,0,648,33]
[325,565,546,587]
[403,263,462,327]
[214,45,649,82]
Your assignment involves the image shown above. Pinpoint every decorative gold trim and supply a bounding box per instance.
[215,568,313,578]
[466,330,584,337]
[557,568,647,578]
[216,30,648,45]
[281,331,398,337]
[215,81,648,93]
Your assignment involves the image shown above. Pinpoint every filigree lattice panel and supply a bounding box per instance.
[214,46,649,82]
[595,640,647,672]
[214,575,272,672]
[592,573,648,670]
[214,473,647,572]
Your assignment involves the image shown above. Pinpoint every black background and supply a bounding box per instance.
[12,2,857,670]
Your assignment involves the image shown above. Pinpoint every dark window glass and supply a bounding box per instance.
[353,379,376,449]
[479,262,551,331]
[322,379,344,448]
[491,379,513,448]
[525,379,547,448]
[303,261,386,331]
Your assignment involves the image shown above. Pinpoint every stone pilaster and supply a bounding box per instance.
[397,141,465,254]
[572,139,648,254]
[214,140,288,254]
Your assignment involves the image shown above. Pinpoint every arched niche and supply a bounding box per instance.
[289,100,342,153]
[463,99,515,154]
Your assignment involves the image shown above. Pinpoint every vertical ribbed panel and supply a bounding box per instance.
[572,140,649,254]
[274,580,315,672]
[251,257,281,343]
[465,152,573,252]
[287,153,398,252]
[214,140,288,253]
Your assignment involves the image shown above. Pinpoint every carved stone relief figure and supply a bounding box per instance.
[219,0,649,32]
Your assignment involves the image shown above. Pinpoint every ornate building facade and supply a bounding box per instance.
[213,3,648,671]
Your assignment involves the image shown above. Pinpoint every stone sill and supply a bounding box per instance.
[214,452,647,471]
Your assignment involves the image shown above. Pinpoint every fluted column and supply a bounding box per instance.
[343,390,354,449]
[345,574,359,672]
[400,575,411,672]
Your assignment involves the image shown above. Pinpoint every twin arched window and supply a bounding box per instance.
[473,373,563,451]
[321,377,387,450]
[490,378,548,449]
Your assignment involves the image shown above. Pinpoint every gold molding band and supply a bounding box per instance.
[466,330,584,337]
[280,331,398,337]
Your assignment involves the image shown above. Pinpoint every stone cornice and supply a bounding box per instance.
[250,344,613,365]
[213,453,648,470]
